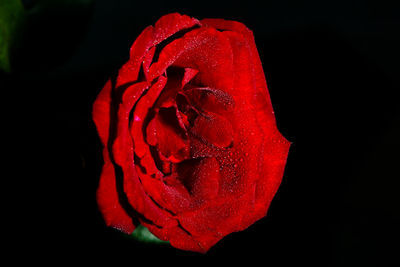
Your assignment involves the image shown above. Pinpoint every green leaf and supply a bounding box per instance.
[131,225,170,245]
[0,0,26,72]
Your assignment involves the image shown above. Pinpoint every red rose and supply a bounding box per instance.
[93,13,290,253]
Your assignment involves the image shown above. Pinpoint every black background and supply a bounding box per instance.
[5,0,400,265]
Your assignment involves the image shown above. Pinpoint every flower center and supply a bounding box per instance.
[137,66,235,180]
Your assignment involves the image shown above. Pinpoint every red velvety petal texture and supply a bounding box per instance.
[92,13,291,253]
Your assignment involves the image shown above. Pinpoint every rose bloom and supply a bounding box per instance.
[93,13,290,253]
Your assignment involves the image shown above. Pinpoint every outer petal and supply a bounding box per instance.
[217,27,291,223]
[213,30,265,199]
[96,149,136,234]
[143,46,156,80]
[92,79,112,146]
[122,155,178,228]
[116,26,155,87]
[197,21,290,231]
[138,167,193,215]
[148,27,234,92]
[93,79,136,234]
[111,80,177,228]
[112,82,149,166]
[252,128,291,220]
[116,13,200,87]
[201,18,276,123]
[153,13,200,45]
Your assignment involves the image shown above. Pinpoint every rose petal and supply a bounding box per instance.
[176,157,220,201]
[96,150,135,234]
[189,135,225,159]
[143,222,206,253]
[181,68,199,88]
[138,152,163,178]
[145,116,157,146]
[178,200,237,240]
[178,186,265,241]
[183,87,235,115]
[116,26,155,87]
[216,26,290,227]
[138,167,192,214]
[92,79,112,146]
[201,18,276,123]
[112,82,148,166]
[153,108,189,162]
[153,13,200,45]
[117,13,200,86]
[131,76,167,159]
[155,67,183,109]
[252,128,290,219]
[100,79,176,229]
[94,14,291,254]
[210,30,264,196]
[122,153,177,228]
[143,46,156,81]
[172,29,234,92]
[148,27,234,92]
[190,113,233,149]
[201,18,250,34]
